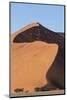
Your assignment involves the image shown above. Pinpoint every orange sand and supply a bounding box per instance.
[11,41,58,93]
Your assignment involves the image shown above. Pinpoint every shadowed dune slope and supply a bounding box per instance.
[11,23,64,93]
[12,23,64,48]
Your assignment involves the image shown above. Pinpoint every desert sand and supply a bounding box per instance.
[11,23,64,94]
[11,41,58,93]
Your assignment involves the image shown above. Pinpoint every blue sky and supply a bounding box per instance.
[11,3,64,33]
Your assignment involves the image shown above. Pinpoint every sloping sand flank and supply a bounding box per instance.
[11,41,58,93]
[11,23,39,42]
[11,23,64,95]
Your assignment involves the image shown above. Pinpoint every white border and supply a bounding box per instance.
[0,0,67,100]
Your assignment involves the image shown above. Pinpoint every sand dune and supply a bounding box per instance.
[11,41,58,93]
[11,23,64,94]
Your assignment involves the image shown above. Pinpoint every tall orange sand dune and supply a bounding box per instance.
[11,23,64,94]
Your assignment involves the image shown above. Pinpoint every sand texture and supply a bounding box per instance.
[11,23,64,95]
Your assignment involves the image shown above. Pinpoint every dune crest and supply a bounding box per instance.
[11,23,64,94]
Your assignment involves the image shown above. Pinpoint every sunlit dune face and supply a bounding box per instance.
[11,41,58,94]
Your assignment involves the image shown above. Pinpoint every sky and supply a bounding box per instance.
[11,2,64,33]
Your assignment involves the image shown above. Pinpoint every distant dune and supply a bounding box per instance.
[11,23,64,94]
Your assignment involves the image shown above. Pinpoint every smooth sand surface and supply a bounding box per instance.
[11,41,58,93]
